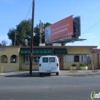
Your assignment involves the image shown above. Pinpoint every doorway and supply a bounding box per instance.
[57,55,63,70]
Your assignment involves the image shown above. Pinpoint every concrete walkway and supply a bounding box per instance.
[0,70,100,77]
[60,70,100,76]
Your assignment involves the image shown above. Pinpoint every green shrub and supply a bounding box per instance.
[80,63,87,67]
[71,64,77,67]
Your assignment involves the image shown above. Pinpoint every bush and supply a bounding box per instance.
[80,63,87,67]
[71,64,77,67]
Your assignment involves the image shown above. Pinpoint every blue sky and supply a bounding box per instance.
[0,0,100,48]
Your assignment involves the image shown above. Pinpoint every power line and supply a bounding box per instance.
[82,19,100,34]
[16,38,22,46]
[25,3,32,20]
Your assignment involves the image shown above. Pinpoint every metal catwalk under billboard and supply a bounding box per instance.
[45,15,74,43]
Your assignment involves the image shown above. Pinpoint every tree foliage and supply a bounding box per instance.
[0,40,7,46]
[7,20,51,46]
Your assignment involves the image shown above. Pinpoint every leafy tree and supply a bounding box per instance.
[7,19,51,46]
[8,19,31,46]
[0,40,7,46]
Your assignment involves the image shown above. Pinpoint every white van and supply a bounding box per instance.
[38,55,60,76]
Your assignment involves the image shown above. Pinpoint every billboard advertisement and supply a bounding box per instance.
[45,15,74,43]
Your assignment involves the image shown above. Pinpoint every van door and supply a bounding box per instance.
[42,57,51,71]
[49,57,57,71]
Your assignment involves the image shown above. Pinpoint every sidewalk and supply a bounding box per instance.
[0,70,100,77]
[60,70,100,76]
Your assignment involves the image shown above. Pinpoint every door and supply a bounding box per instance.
[49,57,57,71]
[57,55,63,70]
[42,57,51,71]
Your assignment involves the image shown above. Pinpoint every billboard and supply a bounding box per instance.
[45,15,74,43]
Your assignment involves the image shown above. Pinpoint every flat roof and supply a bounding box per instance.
[20,46,97,49]
[0,46,97,49]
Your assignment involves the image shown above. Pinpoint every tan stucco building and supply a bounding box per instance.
[0,45,98,72]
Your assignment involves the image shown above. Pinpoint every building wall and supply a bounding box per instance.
[63,47,92,70]
[91,53,99,69]
[0,46,98,72]
[67,48,90,54]
[20,47,92,70]
[0,46,20,72]
[0,64,18,73]
[99,54,100,69]
[21,63,38,70]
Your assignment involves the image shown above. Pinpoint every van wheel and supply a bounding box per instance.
[56,72,59,76]
[48,73,51,76]
[39,73,42,76]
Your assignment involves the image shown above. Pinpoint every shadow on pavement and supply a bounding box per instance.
[5,72,56,77]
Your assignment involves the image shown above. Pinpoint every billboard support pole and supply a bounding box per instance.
[61,43,65,46]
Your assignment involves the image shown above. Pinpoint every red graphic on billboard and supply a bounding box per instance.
[45,15,74,43]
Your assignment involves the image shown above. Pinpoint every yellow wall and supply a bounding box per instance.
[19,55,39,70]
[63,47,92,70]
[67,48,90,54]
[0,46,96,72]
[21,63,38,70]
[0,46,20,72]
[0,63,19,73]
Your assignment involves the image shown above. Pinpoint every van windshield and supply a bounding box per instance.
[49,57,55,62]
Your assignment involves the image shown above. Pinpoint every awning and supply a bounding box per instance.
[20,48,53,55]
[54,49,68,54]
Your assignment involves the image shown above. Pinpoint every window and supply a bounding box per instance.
[24,56,40,64]
[33,57,40,63]
[10,55,17,63]
[49,57,55,62]
[42,57,48,63]
[24,56,30,63]
[1,55,8,63]
[74,55,79,62]
[64,55,74,62]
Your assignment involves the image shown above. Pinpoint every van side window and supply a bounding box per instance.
[42,57,48,63]
[49,57,55,62]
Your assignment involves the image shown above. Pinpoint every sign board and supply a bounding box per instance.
[45,15,74,43]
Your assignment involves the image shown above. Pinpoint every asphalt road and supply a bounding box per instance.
[0,75,100,100]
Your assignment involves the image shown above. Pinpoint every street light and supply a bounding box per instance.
[30,0,35,75]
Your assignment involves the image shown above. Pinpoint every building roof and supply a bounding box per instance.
[0,46,21,48]
[92,49,100,53]
[20,46,97,49]
[0,45,97,49]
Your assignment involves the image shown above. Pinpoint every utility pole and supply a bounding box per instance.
[30,0,35,75]
[39,20,44,45]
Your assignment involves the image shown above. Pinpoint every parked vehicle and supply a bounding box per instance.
[38,55,60,76]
